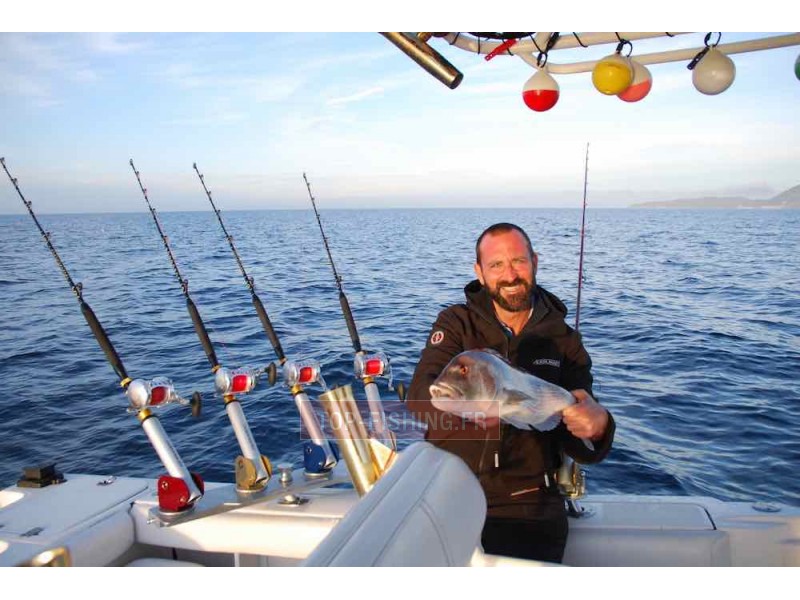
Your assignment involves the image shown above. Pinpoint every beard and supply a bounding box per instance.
[487,277,533,312]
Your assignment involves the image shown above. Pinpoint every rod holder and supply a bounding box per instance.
[138,409,203,509]
[381,32,464,89]
[318,384,396,496]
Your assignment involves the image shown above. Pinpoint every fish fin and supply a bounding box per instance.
[500,390,564,432]
[535,413,563,432]
[502,414,535,430]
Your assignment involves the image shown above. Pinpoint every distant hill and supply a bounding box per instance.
[630,184,800,209]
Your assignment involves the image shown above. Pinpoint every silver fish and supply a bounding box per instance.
[429,349,593,448]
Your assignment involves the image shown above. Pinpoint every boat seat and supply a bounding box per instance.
[564,527,731,566]
[302,441,486,566]
[563,500,732,566]
[126,558,203,567]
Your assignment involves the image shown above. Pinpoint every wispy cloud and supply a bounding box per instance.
[162,63,205,87]
[0,71,49,99]
[326,86,384,106]
[0,34,99,106]
[161,62,303,103]
[457,81,521,97]
[163,111,249,127]
[84,33,149,54]
[299,46,397,72]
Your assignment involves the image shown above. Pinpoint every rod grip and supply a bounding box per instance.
[186,297,218,368]
[252,294,285,362]
[80,301,128,383]
[339,292,362,353]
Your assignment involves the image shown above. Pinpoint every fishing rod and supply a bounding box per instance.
[192,162,338,474]
[575,142,589,331]
[302,173,394,444]
[1,156,203,514]
[129,159,277,491]
[559,143,591,517]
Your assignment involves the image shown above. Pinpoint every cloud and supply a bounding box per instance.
[0,71,49,98]
[0,34,100,105]
[161,62,303,103]
[161,63,204,87]
[71,68,99,83]
[84,33,149,54]
[326,86,384,106]
[457,81,521,97]
[299,46,397,72]
[163,111,249,126]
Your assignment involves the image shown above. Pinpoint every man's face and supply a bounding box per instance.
[474,230,537,313]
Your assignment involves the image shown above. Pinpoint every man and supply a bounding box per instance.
[407,222,614,563]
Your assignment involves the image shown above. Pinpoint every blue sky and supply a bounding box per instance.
[1,28,799,213]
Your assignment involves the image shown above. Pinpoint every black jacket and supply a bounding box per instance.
[407,280,615,517]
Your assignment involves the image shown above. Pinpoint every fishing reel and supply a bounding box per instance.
[126,377,193,412]
[214,363,278,396]
[283,359,327,389]
[354,351,394,390]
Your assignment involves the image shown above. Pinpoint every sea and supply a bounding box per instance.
[1,208,798,506]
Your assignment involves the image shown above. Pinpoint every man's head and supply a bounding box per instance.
[474,223,537,313]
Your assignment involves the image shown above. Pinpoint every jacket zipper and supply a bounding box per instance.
[477,429,490,474]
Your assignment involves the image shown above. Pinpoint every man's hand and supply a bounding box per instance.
[562,389,609,441]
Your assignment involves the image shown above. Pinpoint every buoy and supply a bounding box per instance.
[618,60,652,102]
[692,48,736,95]
[522,69,560,112]
[592,54,634,95]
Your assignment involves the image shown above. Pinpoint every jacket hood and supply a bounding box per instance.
[463,279,569,324]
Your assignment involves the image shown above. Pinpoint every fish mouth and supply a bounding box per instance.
[429,382,462,400]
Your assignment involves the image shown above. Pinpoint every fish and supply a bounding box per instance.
[429,349,593,449]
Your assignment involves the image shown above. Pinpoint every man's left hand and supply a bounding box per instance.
[562,389,609,441]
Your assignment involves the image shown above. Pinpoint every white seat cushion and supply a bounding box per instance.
[126,558,203,567]
[302,442,487,567]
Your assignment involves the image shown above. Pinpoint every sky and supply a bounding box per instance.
[1,9,799,212]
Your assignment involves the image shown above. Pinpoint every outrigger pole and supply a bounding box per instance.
[1,157,204,514]
[302,173,394,445]
[575,143,589,331]
[192,163,338,474]
[558,143,591,516]
[129,159,276,491]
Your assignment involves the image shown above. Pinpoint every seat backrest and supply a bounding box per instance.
[302,442,486,567]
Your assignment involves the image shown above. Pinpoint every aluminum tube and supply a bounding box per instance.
[444,32,693,55]
[363,380,389,440]
[294,391,337,468]
[225,399,270,482]
[517,33,800,74]
[140,415,202,502]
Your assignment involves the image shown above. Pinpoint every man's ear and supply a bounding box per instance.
[474,262,484,285]
[532,252,539,276]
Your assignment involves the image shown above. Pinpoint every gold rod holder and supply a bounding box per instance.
[381,32,464,89]
[19,547,72,567]
[318,385,396,496]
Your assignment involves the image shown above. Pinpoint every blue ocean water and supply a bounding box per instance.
[0,208,798,506]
